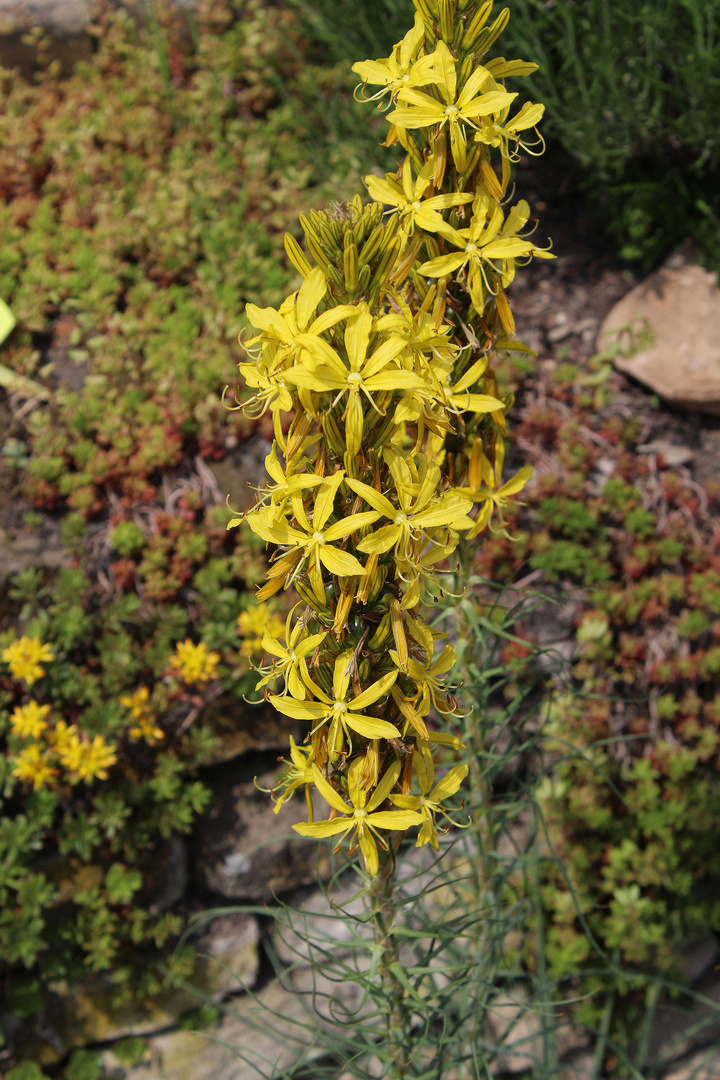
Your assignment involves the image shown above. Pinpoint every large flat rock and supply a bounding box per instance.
[600,253,720,417]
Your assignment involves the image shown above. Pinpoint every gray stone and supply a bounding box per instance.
[136,834,188,915]
[0,0,91,36]
[0,0,200,73]
[485,990,543,1074]
[638,440,695,468]
[560,1052,595,1080]
[201,699,300,765]
[600,252,720,417]
[680,933,720,986]
[207,436,273,513]
[104,967,365,1080]
[646,968,720,1069]
[0,524,71,582]
[270,873,368,969]
[662,1048,720,1080]
[192,764,331,901]
[695,428,720,490]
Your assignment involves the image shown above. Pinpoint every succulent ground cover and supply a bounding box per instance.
[0,0,380,1050]
[0,0,719,1073]
[474,215,720,1059]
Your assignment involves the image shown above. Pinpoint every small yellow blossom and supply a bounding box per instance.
[120,685,150,720]
[2,636,55,686]
[12,743,57,790]
[53,722,83,771]
[237,607,285,659]
[10,700,51,739]
[75,735,118,783]
[129,714,165,746]
[120,686,164,744]
[171,639,221,684]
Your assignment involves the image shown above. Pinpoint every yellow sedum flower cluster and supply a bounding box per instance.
[2,635,54,687]
[229,0,552,878]
[8,699,118,790]
[170,639,221,684]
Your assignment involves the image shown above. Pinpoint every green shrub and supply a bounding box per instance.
[476,361,720,1054]
[504,0,720,268]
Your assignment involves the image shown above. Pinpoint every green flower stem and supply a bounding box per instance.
[370,843,407,1080]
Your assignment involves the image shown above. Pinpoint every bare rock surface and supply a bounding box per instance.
[662,1049,720,1080]
[600,252,720,416]
[201,698,300,765]
[192,762,331,900]
[102,968,364,1080]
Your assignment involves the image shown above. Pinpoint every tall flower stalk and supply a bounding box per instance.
[229,1,552,1073]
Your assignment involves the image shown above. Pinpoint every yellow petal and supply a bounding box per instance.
[351,668,398,710]
[417,251,468,277]
[366,810,423,830]
[314,471,345,531]
[366,759,402,813]
[345,478,396,519]
[269,695,328,720]
[324,511,382,542]
[333,650,353,701]
[319,546,367,577]
[359,827,380,877]
[293,819,352,838]
[345,713,401,740]
[497,465,533,497]
[312,763,352,813]
[357,524,401,555]
[430,763,469,802]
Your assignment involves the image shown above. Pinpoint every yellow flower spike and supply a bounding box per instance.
[10,700,51,739]
[231,0,551,878]
[293,760,423,877]
[2,636,54,687]
[269,651,401,762]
